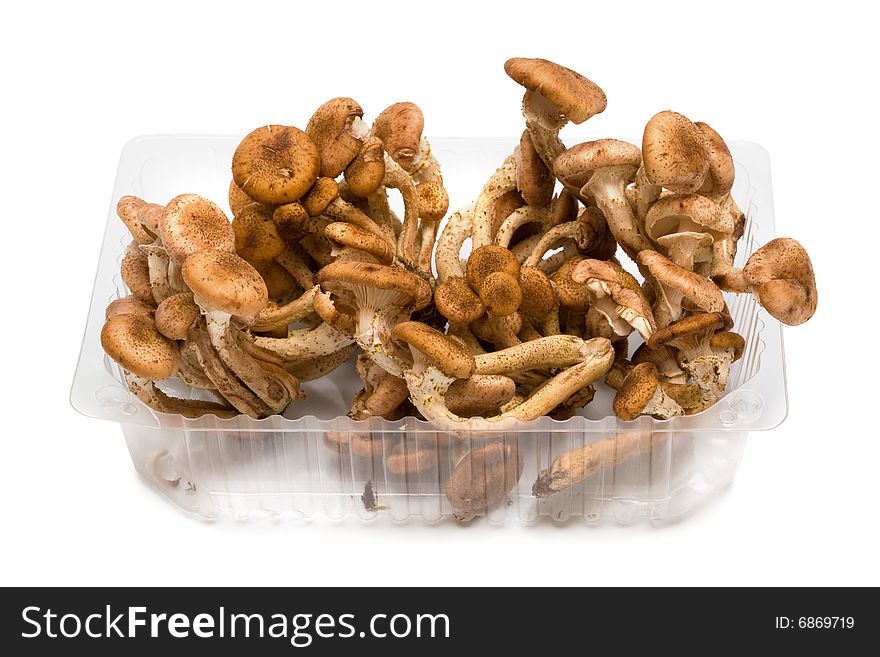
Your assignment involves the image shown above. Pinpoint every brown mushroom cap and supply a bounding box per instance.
[120,246,156,306]
[710,331,745,361]
[317,261,431,311]
[154,292,200,340]
[637,250,725,313]
[257,261,297,301]
[228,180,254,216]
[518,266,556,317]
[371,102,424,172]
[465,245,520,291]
[105,296,154,321]
[116,196,160,244]
[435,277,485,325]
[479,271,522,317]
[305,97,365,178]
[742,238,817,326]
[572,259,657,336]
[554,139,642,189]
[324,222,394,265]
[550,189,579,225]
[612,362,660,421]
[392,321,475,379]
[232,202,286,264]
[101,313,179,380]
[642,110,709,194]
[232,125,320,205]
[645,193,733,241]
[272,202,311,245]
[648,311,733,350]
[695,122,735,197]
[181,249,268,318]
[344,136,386,198]
[551,256,591,311]
[159,194,236,263]
[504,57,607,125]
[416,180,450,222]
[301,177,339,217]
[516,129,554,206]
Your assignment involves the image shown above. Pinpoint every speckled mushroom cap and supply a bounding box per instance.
[695,122,735,197]
[305,98,365,178]
[344,137,386,198]
[392,321,475,379]
[479,271,522,317]
[371,102,424,172]
[120,246,156,306]
[571,258,657,336]
[645,193,733,241]
[181,249,268,318]
[416,180,450,223]
[551,256,591,311]
[232,202,286,264]
[101,313,179,380]
[516,129,554,206]
[710,331,745,361]
[105,296,154,321]
[116,196,160,244]
[301,177,339,217]
[612,362,660,421]
[232,125,320,205]
[154,292,200,341]
[159,194,236,264]
[272,202,311,244]
[323,222,394,265]
[317,261,432,311]
[642,111,709,194]
[741,238,818,326]
[637,250,725,313]
[465,245,520,291]
[647,311,733,350]
[554,139,642,189]
[503,58,607,125]
[518,267,556,317]
[435,276,485,325]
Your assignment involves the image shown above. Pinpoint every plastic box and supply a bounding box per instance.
[71,136,787,524]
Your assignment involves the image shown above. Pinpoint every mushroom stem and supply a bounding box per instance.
[276,246,316,290]
[471,156,518,250]
[383,154,421,268]
[418,218,438,273]
[324,197,389,242]
[123,372,237,419]
[522,90,568,169]
[251,285,319,332]
[435,204,474,282]
[253,321,355,361]
[474,334,598,374]
[630,165,661,221]
[522,222,579,268]
[139,244,174,303]
[583,166,653,256]
[495,206,549,248]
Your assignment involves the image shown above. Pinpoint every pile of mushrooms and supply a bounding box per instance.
[101,58,817,516]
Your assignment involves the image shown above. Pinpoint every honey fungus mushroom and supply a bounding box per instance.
[305,97,367,178]
[232,125,321,205]
[612,362,684,421]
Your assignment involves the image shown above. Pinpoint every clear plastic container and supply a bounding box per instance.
[70,136,787,524]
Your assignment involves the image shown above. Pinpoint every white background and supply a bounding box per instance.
[1,0,877,587]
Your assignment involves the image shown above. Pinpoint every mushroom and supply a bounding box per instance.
[154,291,199,340]
[476,271,523,348]
[101,313,234,419]
[382,154,423,270]
[120,243,157,306]
[636,249,725,328]
[571,259,657,340]
[232,202,286,266]
[391,321,476,423]
[434,276,485,336]
[228,180,253,216]
[515,128,554,207]
[324,222,394,265]
[551,256,591,313]
[473,334,604,375]
[612,362,684,421]
[495,205,550,249]
[503,57,607,169]
[632,341,687,384]
[446,375,517,417]
[640,110,709,194]
[386,437,439,476]
[435,203,474,282]
[257,260,298,303]
[554,140,653,255]
[371,102,424,172]
[301,177,339,218]
[644,193,733,273]
[138,243,173,303]
[471,156,517,249]
[251,285,319,333]
[695,121,735,199]
[159,194,236,264]
[182,248,303,414]
[105,295,154,320]
[648,311,736,396]
[713,237,818,325]
[350,370,411,420]
[518,266,558,334]
[116,196,160,244]
[316,261,430,376]
[305,97,367,178]
[232,125,321,205]
[344,136,386,198]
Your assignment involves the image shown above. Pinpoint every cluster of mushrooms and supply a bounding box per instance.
[100,58,817,514]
